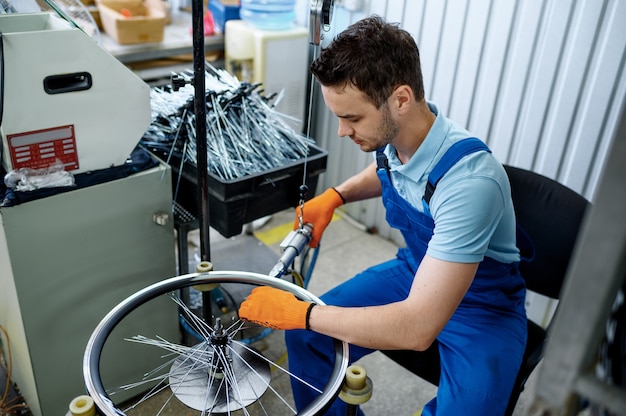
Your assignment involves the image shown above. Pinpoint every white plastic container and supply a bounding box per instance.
[240,0,296,30]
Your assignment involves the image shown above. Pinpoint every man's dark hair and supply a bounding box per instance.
[310,15,425,108]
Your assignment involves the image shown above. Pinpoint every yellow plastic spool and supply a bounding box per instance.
[338,364,373,405]
[69,395,96,416]
[193,261,219,291]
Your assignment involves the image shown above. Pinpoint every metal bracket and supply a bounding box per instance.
[309,0,335,45]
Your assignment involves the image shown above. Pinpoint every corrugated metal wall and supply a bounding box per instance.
[297,0,626,246]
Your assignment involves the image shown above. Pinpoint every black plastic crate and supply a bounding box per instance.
[156,144,328,238]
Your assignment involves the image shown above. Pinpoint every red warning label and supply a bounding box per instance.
[8,125,79,171]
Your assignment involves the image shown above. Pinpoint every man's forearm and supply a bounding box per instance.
[335,162,382,203]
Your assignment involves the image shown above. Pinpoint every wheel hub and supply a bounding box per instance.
[168,318,271,412]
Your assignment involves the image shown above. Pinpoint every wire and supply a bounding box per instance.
[0,325,30,415]
[288,270,305,288]
[1,324,12,412]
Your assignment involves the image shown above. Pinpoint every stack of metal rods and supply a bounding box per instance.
[142,64,314,181]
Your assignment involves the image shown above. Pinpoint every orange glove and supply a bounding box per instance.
[294,187,345,248]
[238,286,315,331]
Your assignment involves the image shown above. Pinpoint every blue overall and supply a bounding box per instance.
[285,139,527,415]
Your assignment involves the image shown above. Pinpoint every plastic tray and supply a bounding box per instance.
[155,143,327,238]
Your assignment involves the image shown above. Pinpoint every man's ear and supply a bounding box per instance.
[391,85,413,114]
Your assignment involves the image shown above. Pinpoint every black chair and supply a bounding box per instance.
[383,164,590,415]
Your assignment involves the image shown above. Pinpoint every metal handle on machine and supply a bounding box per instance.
[43,72,92,95]
[269,224,313,278]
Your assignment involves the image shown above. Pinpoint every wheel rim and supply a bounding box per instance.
[83,271,349,416]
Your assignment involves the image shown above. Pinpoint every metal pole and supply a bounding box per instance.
[345,404,359,416]
[190,0,213,326]
[191,0,210,262]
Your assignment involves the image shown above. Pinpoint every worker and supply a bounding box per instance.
[239,15,527,415]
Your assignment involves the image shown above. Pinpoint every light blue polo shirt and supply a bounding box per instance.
[381,102,520,264]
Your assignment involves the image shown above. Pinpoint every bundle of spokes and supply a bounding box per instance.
[168,318,271,412]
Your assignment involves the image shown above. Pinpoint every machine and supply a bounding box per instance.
[0,11,179,416]
[0,12,150,174]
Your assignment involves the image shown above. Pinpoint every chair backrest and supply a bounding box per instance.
[504,165,589,299]
[503,165,590,415]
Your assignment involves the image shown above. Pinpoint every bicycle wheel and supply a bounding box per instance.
[83,271,349,416]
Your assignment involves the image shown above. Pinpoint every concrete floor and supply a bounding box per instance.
[119,207,542,415]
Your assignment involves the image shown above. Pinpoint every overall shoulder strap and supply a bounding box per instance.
[423,137,491,206]
[375,146,389,170]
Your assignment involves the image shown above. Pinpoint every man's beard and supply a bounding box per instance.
[369,104,398,151]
